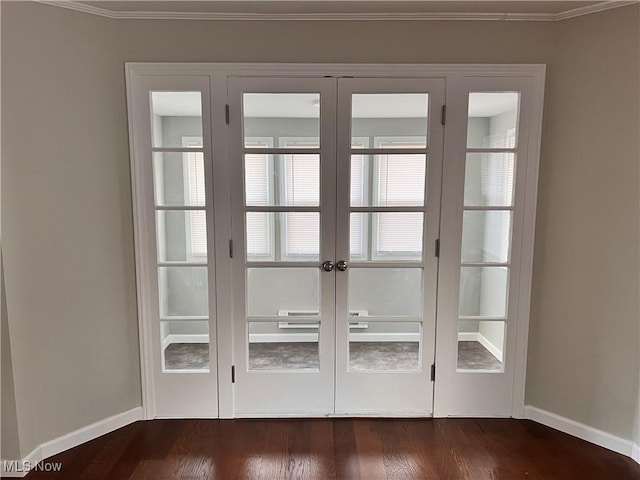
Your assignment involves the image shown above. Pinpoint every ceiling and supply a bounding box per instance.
[39,0,638,21]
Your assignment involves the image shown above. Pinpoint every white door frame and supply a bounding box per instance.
[126,63,545,420]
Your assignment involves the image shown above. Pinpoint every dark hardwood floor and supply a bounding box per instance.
[25,418,639,479]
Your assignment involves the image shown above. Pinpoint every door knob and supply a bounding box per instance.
[336,260,348,271]
[322,261,335,272]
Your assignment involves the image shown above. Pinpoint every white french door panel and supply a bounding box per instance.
[334,78,445,415]
[435,75,537,417]
[228,77,337,415]
[128,74,219,418]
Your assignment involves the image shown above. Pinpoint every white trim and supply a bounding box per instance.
[476,334,503,363]
[457,332,503,362]
[554,0,638,20]
[235,410,432,418]
[249,333,319,343]
[126,67,156,421]
[511,66,546,419]
[524,406,636,458]
[1,407,143,478]
[37,0,115,18]
[127,63,546,78]
[36,0,639,22]
[349,332,420,342]
[162,334,210,349]
[632,443,640,464]
[1,447,43,478]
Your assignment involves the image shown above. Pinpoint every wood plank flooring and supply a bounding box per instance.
[25,418,640,479]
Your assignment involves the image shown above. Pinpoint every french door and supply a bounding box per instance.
[228,77,445,415]
[127,63,545,420]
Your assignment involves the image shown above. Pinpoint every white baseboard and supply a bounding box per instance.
[249,333,318,343]
[457,332,503,362]
[524,405,636,460]
[1,446,43,478]
[1,407,143,478]
[163,334,209,349]
[632,442,640,464]
[348,332,420,342]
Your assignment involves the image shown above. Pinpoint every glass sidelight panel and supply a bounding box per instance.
[158,267,209,318]
[350,154,426,207]
[467,92,519,149]
[153,152,205,207]
[464,153,515,207]
[243,93,320,147]
[161,320,210,372]
[348,321,421,372]
[349,268,422,317]
[350,212,423,262]
[246,268,320,317]
[351,94,429,147]
[156,211,207,263]
[248,321,319,371]
[457,320,505,372]
[244,153,320,207]
[459,267,508,318]
[461,210,512,264]
[150,92,203,148]
[246,212,320,262]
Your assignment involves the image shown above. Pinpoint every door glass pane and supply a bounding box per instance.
[153,152,205,207]
[461,211,512,264]
[464,153,515,207]
[349,268,422,317]
[467,92,519,148]
[457,320,505,372]
[246,212,320,262]
[248,321,319,371]
[158,267,209,318]
[161,320,210,372]
[350,154,426,207]
[348,321,421,372]
[243,94,320,147]
[350,213,423,262]
[351,94,428,148]
[459,267,508,318]
[245,154,319,206]
[247,268,320,317]
[151,92,203,148]
[156,211,207,263]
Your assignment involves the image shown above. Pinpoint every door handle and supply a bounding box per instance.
[336,260,348,271]
[322,261,335,272]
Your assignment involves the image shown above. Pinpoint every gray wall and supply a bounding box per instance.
[1,255,21,460]
[526,5,640,440]
[1,1,638,460]
[1,2,141,458]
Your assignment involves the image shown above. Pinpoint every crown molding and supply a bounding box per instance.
[555,0,638,20]
[38,0,114,18]
[35,0,639,22]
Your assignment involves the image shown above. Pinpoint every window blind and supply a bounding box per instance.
[374,141,426,256]
[481,129,515,262]
[186,150,207,257]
